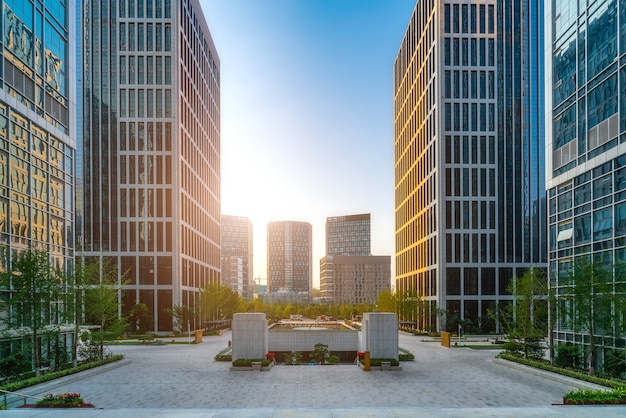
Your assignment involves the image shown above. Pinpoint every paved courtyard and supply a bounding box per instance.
[3,331,625,416]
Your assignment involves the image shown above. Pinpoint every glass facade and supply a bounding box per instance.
[394,0,546,332]
[546,0,626,367]
[0,0,75,274]
[325,213,371,257]
[267,221,312,301]
[80,0,220,332]
[220,215,253,300]
[320,213,390,304]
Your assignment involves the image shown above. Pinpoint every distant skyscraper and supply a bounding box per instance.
[394,1,546,331]
[221,215,253,299]
[267,221,312,301]
[326,213,371,256]
[321,255,390,305]
[320,213,390,304]
[80,0,221,332]
[0,0,75,271]
[546,0,626,367]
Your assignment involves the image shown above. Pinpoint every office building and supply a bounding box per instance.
[221,215,253,299]
[546,1,626,367]
[0,0,76,335]
[394,0,546,331]
[325,213,371,256]
[80,0,221,332]
[320,213,390,304]
[267,221,312,302]
[322,255,390,305]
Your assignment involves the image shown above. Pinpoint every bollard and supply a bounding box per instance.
[364,351,370,371]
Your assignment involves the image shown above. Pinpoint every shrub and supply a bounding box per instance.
[604,349,626,379]
[231,359,270,367]
[37,393,90,407]
[283,351,302,365]
[497,352,626,390]
[327,355,339,365]
[214,348,232,362]
[564,387,626,404]
[554,343,583,370]
[365,358,400,367]
[399,348,415,361]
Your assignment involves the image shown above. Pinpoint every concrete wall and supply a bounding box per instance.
[231,313,268,360]
[360,312,398,359]
[268,327,358,352]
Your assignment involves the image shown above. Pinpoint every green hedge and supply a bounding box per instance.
[497,353,626,390]
[362,358,400,367]
[214,348,232,362]
[564,387,626,403]
[232,359,270,367]
[0,355,125,393]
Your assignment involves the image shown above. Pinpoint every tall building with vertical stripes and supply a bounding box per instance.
[80,0,220,332]
[394,0,546,332]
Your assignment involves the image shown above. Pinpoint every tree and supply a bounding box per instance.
[84,262,125,360]
[63,260,99,367]
[396,289,425,331]
[376,290,396,313]
[199,282,242,323]
[559,257,614,375]
[0,249,61,375]
[128,303,150,334]
[491,268,549,360]
[164,304,193,334]
[310,343,330,364]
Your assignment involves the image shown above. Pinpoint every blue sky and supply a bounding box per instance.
[200,0,416,287]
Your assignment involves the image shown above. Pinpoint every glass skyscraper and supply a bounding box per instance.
[220,215,253,300]
[267,221,312,303]
[546,0,626,368]
[325,213,371,257]
[80,0,221,332]
[0,0,75,272]
[394,0,546,332]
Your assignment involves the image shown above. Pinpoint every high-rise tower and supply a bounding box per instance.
[221,215,253,300]
[320,213,390,304]
[546,0,626,369]
[267,221,312,303]
[325,213,371,256]
[394,1,546,331]
[0,0,76,271]
[80,0,221,332]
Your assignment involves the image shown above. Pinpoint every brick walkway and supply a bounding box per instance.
[3,331,623,417]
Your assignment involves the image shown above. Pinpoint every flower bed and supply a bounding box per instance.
[29,393,94,408]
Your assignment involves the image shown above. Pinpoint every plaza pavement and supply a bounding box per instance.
[2,330,625,417]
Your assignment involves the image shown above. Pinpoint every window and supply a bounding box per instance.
[593,208,612,240]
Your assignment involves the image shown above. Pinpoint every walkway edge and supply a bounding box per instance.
[493,357,610,391]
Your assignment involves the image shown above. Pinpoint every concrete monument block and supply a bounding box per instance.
[360,312,398,360]
[232,313,268,360]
